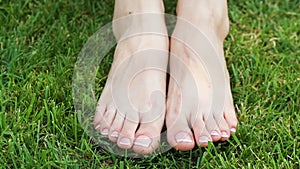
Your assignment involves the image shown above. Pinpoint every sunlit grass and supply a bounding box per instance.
[0,0,299,168]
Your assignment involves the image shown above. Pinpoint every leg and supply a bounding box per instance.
[94,0,168,154]
[166,0,238,151]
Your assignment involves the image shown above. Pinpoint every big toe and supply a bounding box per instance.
[133,125,159,154]
[167,118,195,151]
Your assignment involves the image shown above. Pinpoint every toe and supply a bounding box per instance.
[117,115,139,149]
[173,132,194,151]
[133,135,153,154]
[214,115,230,141]
[204,114,222,142]
[191,115,212,147]
[108,111,125,142]
[167,118,195,151]
[224,110,238,133]
[133,121,163,154]
[94,103,106,130]
[99,105,117,136]
[198,134,211,147]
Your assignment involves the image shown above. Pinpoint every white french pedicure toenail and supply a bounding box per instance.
[175,132,193,143]
[120,138,131,146]
[101,128,109,135]
[95,125,101,130]
[211,131,220,136]
[134,135,152,148]
[199,136,211,143]
[110,131,119,138]
[221,132,229,138]
[230,128,236,133]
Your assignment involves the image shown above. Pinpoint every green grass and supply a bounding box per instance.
[1,0,299,168]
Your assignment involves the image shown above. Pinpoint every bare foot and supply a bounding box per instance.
[166,0,238,151]
[93,0,168,154]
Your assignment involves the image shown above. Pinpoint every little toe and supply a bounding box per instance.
[94,104,106,130]
[224,110,238,133]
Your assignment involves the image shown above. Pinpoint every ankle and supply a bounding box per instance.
[176,0,229,41]
[112,0,166,41]
[114,0,164,19]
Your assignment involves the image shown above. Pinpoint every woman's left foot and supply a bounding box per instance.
[166,0,238,151]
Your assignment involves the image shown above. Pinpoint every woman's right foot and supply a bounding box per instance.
[93,0,169,154]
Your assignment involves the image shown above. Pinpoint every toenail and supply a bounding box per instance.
[211,131,220,136]
[134,135,152,148]
[101,128,109,135]
[175,132,193,143]
[230,128,236,133]
[221,132,229,138]
[120,138,131,146]
[199,136,211,143]
[95,125,101,130]
[110,131,119,138]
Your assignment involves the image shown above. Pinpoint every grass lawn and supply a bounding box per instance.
[1,0,299,168]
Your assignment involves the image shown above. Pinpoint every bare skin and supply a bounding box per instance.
[94,0,238,154]
[166,0,238,151]
[94,0,169,154]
